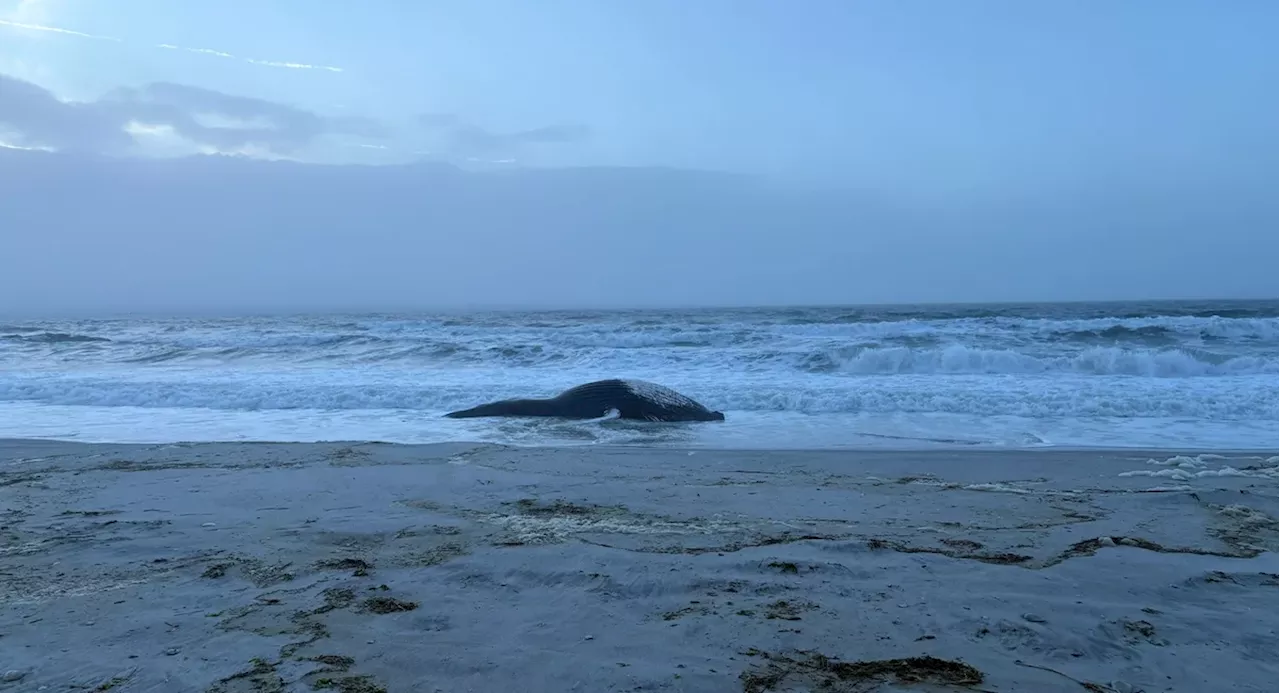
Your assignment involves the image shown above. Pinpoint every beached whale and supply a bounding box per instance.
[443,379,725,422]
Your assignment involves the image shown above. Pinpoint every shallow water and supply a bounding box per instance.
[1,299,1275,449]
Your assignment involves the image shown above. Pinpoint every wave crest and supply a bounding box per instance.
[812,345,1273,377]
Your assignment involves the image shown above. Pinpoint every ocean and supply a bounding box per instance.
[0,299,1275,450]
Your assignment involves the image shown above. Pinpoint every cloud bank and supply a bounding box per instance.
[0,74,381,155]
[0,73,592,164]
[0,147,1272,315]
[418,114,591,161]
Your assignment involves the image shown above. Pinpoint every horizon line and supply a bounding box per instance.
[2,296,1274,322]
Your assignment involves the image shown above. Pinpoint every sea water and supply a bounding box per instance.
[0,300,1275,450]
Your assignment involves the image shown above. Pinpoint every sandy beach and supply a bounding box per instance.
[0,440,1275,693]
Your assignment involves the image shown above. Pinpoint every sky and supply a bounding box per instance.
[0,0,1275,313]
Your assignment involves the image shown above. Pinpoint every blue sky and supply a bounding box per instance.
[2,0,1274,197]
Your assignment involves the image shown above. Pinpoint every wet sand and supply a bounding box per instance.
[0,440,1275,692]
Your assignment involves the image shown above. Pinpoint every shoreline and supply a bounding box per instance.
[1,440,1275,692]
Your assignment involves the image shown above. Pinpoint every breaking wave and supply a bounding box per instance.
[0,299,1274,449]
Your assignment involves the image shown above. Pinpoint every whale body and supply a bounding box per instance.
[443,379,725,422]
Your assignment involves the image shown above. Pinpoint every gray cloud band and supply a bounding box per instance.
[0,74,377,153]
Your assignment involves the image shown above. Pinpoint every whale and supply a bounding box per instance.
[443,379,725,422]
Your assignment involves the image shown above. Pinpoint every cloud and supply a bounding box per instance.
[418,114,590,158]
[0,140,51,151]
[418,113,463,128]
[0,73,132,151]
[0,74,580,166]
[0,17,341,72]
[476,123,591,146]
[0,73,382,155]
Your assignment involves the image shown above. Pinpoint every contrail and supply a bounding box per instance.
[245,58,343,73]
[0,18,120,41]
[157,44,235,59]
[157,43,344,72]
[2,18,343,73]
